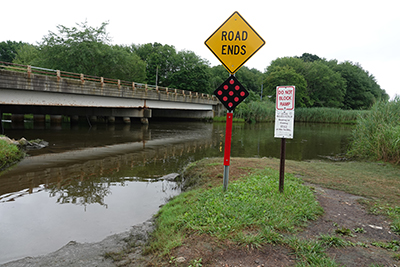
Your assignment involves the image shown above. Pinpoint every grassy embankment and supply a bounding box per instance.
[146,159,332,266]
[0,136,25,170]
[214,100,365,124]
[141,157,400,266]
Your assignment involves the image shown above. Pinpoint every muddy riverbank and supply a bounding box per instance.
[1,219,154,267]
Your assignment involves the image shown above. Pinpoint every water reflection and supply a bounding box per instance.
[0,123,215,205]
[220,122,353,160]
[48,178,112,208]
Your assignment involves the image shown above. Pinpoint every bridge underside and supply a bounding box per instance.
[0,89,215,121]
[0,104,213,120]
[0,104,151,118]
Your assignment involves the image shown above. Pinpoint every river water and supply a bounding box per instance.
[0,121,353,264]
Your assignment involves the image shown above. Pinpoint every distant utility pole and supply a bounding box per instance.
[156,66,158,86]
[260,83,263,101]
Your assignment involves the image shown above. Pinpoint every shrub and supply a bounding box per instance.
[0,137,24,169]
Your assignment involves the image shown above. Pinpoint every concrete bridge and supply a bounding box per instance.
[0,62,221,124]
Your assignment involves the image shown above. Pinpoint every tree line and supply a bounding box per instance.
[0,21,389,110]
[263,54,389,109]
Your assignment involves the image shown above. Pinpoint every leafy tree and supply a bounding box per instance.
[208,65,265,98]
[297,52,321,62]
[305,61,346,108]
[132,43,214,93]
[104,45,146,82]
[369,73,389,102]
[264,55,388,109]
[0,40,27,62]
[12,44,40,65]
[264,57,311,107]
[235,66,264,93]
[246,90,262,102]
[168,50,211,93]
[333,61,385,109]
[37,21,146,82]
[131,42,178,86]
[208,65,229,90]
[263,66,310,107]
[265,57,307,76]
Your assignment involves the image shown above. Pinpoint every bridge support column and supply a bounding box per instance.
[107,116,115,123]
[34,114,46,129]
[140,118,149,125]
[50,115,63,128]
[11,114,25,129]
[11,114,24,123]
[123,117,131,124]
[34,114,45,123]
[70,115,79,124]
[89,116,97,123]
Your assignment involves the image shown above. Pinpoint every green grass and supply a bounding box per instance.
[145,166,325,264]
[212,116,245,123]
[0,136,24,170]
[235,100,275,122]
[178,170,322,236]
[371,240,400,251]
[227,100,367,123]
[348,97,400,164]
[368,204,400,235]
[285,236,339,266]
[318,234,349,248]
[295,107,366,124]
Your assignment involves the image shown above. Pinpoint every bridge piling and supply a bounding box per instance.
[70,115,79,124]
[11,114,24,129]
[123,117,131,124]
[107,116,115,123]
[33,114,46,129]
[50,115,63,128]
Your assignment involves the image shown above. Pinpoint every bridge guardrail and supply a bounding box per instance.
[0,61,217,101]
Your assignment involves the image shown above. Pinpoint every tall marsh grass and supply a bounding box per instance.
[295,107,366,124]
[235,100,275,122]
[230,100,365,124]
[348,97,400,164]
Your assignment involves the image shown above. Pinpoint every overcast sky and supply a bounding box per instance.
[2,0,399,99]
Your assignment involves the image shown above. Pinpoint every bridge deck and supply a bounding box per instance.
[0,63,221,120]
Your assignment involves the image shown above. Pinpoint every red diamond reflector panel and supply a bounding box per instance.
[214,75,249,111]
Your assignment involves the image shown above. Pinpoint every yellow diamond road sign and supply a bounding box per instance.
[205,11,265,74]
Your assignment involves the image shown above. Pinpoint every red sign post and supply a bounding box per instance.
[223,111,233,190]
[214,75,249,190]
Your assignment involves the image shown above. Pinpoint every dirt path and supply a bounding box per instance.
[298,184,399,267]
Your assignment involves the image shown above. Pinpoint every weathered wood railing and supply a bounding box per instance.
[0,61,216,100]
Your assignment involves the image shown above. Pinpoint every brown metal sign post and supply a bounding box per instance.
[279,138,286,193]
[274,86,295,193]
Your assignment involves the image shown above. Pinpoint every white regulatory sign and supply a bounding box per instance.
[274,86,295,139]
